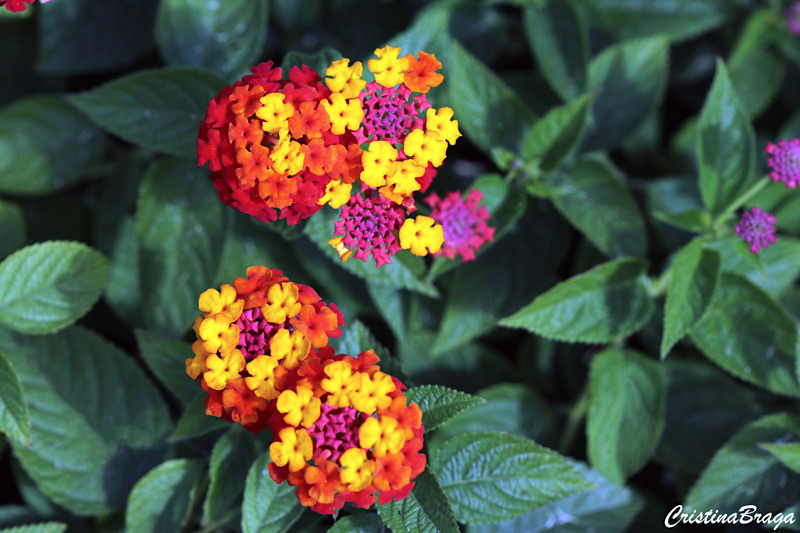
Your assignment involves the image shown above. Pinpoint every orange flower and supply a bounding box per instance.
[291,304,339,348]
[229,84,266,116]
[258,172,298,208]
[288,101,331,140]
[303,138,337,175]
[235,144,272,186]
[228,115,264,150]
[304,460,344,504]
[403,51,444,93]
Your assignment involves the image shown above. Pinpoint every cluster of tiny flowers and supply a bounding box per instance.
[787,2,800,35]
[186,267,425,513]
[1,0,48,12]
[426,188,495,262]
[198,46,463,266]
[765,139,800,189]
[736,207,777,254]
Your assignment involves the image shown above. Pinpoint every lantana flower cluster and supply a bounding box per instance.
[185,267,425,513]
[1,0,49,13]
[198,46,465,266]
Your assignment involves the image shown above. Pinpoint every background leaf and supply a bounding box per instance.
[328,514,382,533]
[125,459,204,533]
[378,468,459,533]
[135,329,197,406]
[760,442,800,475]
[69,68,226,158]
[0,241,109,334]
[0,349,29,444]
[0,200,25,259]
[404,385,485,432]
[0,524,67,533]
[241,450,304,533]
[170,392,229,442]
[521,93,593,173]
[203,427,260,526]
[156,0,269,79]
[587,348,666,483]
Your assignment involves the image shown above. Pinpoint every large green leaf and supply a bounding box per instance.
[104,217,142,326]
[170,392,229,442]
[661,238,721,357]
[656,358,762,474]
[0,95,107,195]
[36,0,159,74]
[469,462,642,533]
[696,60,757,216]
[156,0,269,79]
[521,93,593,174]
[689,273,800,397]
[136,158,227,337]
[432,432,592,524]
[685,414,800,513]
[405,385,485,433]
[125,459,204,533]
[0,242,109,334]
[582,0,737,42]
[448,39,536,155]
[69,68,226,158]
[0,349,29,444]
[587,348,666,483]
[583,36,668,150]
[135,329,197,406]
[523,1,588,102]
[500,258,653,343]
[241,450,304,533]
[204,428,261,526]
[0,200,24,260]
[328,514,382,533]
[761,443,800,475]
[302,207,437,296]
[0,524,67,533]
[0,326,171,515]
[281,48,343,77]
[378,468,459,533]
[550,156,647,258]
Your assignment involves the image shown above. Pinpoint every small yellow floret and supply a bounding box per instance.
[399,215,444,257]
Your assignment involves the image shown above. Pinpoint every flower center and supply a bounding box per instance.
[236,307,280,360]
[307,403,361,462]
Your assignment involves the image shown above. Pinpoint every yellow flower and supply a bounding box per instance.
[277,386,321,427]
[244,354,282,400]
[198,284,244,321]
[198,314,240,355]
[399,215,444,257]
[403,128,448,167]
[203,349,246,390]
[360,141,398,187]
[262,282,302,324]
[380,158,423,202]
[367,45,409,88]
[348,371,395,414]
[425,107,461,145]
[321,93,363,135]
[339,447,375,491]
[321,360,354,407]
[270,136,305,175]
[270,328,311,369]
[328,237,354,262]
[270,427,313,472]
[256,93,294,136]
[325,58,367,99]
[359,415,405,457]
[317,179,352,208]
[185,340,210,380]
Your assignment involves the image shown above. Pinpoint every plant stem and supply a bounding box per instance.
[712,177,770,233]
[558,386,589,455]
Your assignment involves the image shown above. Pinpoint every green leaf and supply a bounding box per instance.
[135,329,197,405]
[302,207,437,297]
[432,432,592,524]
[523,0,588,101]
[125,459,204,533]
[468,462,642,533]
[404,385,485,432]
[0,95,107,195]
[550,156,647,258]
[0,349,29,444]
[281,48,342,76]
[500,258,654,343]
[105,217,142,326]
[0,241,109,334]
[582,0,736,42]
[241,450,304,533]
[0,326,171,515]
[705,237,800,299]
[0,200,24,260]
[760,443,800,475]
[656,358,762,474]
[696,60,757,216]
[378,468,459,533]
[0,524,67,533]
[136,158,227,337]
[156,0,269,78]
[689,273,800,397]
[685,414,800,513]
[36,0,159,74]
[204,427,261,525]
[329,320,387,358]
[367,282,406,340]
[170,391,229,441]
[521,93,593,173]
[661,238,721,357]
[328,514,382,533]
[583,36,669,150]
[69,68,226,158]
[652,209,712,232]
[448,39,536,155]
[587,348,666,483]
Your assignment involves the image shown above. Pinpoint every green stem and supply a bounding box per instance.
[647,266,673,298]
[558,387,590,455]
[712,177,770,233]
